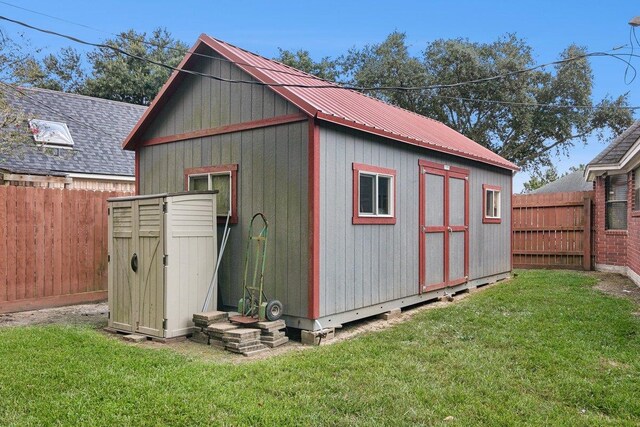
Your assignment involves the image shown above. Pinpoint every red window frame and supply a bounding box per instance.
[352,162,397,225]
[184,164,238,224]
[482,184,502,224]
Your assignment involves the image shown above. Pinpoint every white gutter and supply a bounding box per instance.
[585,135,640,181]
[66,173,135,182]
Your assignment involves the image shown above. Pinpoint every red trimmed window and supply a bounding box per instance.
[483,184,501,224]
[352,163,396,225]
[185,164,238,224]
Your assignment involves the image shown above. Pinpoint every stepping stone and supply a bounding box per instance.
[123,334,147,343]
[261,337,289,348]
[206,323,238,333]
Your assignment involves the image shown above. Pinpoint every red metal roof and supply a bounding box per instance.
[123,34,518,171]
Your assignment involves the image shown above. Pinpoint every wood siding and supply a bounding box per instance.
[512,191,593,270]
[319,124,511,318]
[138,121,309,318]
[0,187,129,313]
[141,47,301,142]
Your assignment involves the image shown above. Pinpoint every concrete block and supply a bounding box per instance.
[123,334,147,343]
[189,331,209,345]
[377,308,401,320]
[301,328,335,345]
[261,336,289,348]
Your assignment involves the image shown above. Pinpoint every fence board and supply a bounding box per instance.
[512,191,594,270]
[0,187,132,313]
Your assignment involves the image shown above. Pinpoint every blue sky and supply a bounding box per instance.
[1,1,638,191]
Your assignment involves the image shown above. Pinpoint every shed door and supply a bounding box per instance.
[419,161,469,293]
[108,198,165,337]
[108,201,135,332]
[135,199,165,337]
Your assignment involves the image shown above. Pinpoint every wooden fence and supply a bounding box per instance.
[512,191,594,270]
[0,186,131,313]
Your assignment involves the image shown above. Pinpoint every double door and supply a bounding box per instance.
[108,197,165,337]
[419,161,469,293]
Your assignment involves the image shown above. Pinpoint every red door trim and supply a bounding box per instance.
[419,160,469,293]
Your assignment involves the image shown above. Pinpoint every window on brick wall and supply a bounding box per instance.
[605,174,627,230]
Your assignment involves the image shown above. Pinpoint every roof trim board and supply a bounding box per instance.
[122,34,518,172]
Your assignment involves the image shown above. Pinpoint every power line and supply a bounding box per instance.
[430,94,640,110]
[1,14,637,95]
[0,1,333,81]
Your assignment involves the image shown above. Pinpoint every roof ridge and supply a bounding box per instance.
[17,86,148,110]
[210,36,341,87]
[210,36,446,125]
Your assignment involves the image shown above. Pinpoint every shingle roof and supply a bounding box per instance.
[124,35,518,171]
[0,87,146,176]
[529,170,593,194]
[588,120,640,166]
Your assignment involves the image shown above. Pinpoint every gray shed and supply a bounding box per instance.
[121,35,518,331]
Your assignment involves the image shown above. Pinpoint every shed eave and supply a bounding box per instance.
[315,113,519,172]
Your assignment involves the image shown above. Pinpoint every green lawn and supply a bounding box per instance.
[1,270,639,426]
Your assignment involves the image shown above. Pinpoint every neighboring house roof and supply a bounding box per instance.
[123,34,518,172]
[585,120,640,181]
[589,121,640,166]
[529,170,593,194]
[0,87,146,177]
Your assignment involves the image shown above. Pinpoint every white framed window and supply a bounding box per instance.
[352,163,396,225]
[605,174,627,230]
[28,119,74,148]
[185,164,238,223]
[483,184,501,223]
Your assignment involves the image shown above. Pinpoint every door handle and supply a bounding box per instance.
[447,227,452,232]
[131,253,138,272]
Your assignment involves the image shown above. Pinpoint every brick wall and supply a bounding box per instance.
[627,170,640,277]
[594,175,628,267]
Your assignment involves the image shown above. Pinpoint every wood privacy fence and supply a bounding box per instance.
[0,186,131,313]
[512,191,594,270]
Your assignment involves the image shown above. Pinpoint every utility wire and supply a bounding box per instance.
[430,94,640,110]
[1,14,638,94]
[0,1,333,81]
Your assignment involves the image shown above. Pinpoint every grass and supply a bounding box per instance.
[0,270,639,426]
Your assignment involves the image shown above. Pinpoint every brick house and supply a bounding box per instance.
[585,121,640,285]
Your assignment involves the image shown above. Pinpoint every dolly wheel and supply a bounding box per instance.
[266,300,283,321]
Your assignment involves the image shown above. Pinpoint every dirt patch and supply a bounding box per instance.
[591,272,640,307]
[0,303,108,329]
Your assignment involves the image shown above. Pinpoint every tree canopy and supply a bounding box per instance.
[341,32,634,172]
[0,29,634,170]
[0,28,187,106]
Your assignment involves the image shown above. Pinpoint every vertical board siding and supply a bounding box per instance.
[319,125,512,318]
[139,121,309,318]
[0,187,130,313]
[141,48,300,142]
[512,191,593,269]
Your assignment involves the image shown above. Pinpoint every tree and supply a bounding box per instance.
[275,48,339,81]
[341,31,427,112]
[522,166,560,193]
[342,33,634,172]
[0,32,84,92]
[82,28,188,105]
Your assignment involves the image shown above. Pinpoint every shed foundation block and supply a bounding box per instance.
[377,308,401,320]
[301,328,335,345]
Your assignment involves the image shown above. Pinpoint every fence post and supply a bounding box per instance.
[583,195,592,271]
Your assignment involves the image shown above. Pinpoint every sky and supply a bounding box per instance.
[0,0,638,191]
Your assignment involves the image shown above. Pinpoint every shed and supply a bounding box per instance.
[121,35,518,331]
